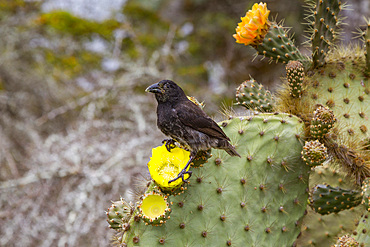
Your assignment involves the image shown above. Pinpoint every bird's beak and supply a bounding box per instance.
[145,83,162,94]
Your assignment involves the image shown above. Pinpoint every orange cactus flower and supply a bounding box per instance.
[233,2,271,47]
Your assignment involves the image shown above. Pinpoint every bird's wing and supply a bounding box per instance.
[175,100,230,141]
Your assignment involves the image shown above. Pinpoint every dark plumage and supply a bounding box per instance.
[146,79,241,183]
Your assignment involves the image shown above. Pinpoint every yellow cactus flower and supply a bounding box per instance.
[148,144,190,190]
[233,2,271,46]
[141,194,166,218]
[139,192,171,225]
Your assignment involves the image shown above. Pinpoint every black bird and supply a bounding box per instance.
[146,80,241,184]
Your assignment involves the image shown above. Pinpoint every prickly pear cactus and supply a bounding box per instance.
[301,59,369,144]
[119,114,309,246]
[301,140,328,167]
[350,178,370,246]
[107,1,370,246]
[286,61,304,98]
[309,0,342,68]
[235,79,274,112]
[107,199,135,230]
[309,184,363,215]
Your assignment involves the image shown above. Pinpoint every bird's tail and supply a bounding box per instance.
[219,140,241,157]
[225,145,241,157]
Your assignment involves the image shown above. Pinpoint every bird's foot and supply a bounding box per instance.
[168,170,192,184]
[162,139,177,152]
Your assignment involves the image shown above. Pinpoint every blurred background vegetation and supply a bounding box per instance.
[0,0,368,246]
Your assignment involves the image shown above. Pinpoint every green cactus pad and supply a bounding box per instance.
[286,60,305,98]
[305,56,368,142]
[310,163,357,189]
[296,163,364,247]
[362,178,370,208]
[279,55,370,183]
[301,140,328,167]
[309,184,363,215]
[254,23,309,67]
[121,113,310,246]
[310,0,342,68]
[352,212,370,246]
[296,204,365,247]
[235,79,274,112]
[351,178,370,246]
[107,199,135,230]
[277,49,369,142]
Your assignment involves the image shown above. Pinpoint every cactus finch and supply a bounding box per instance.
[146,80,240,183]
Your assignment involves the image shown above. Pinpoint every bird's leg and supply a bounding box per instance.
[162,139,176,152]
[168,153,195,184]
